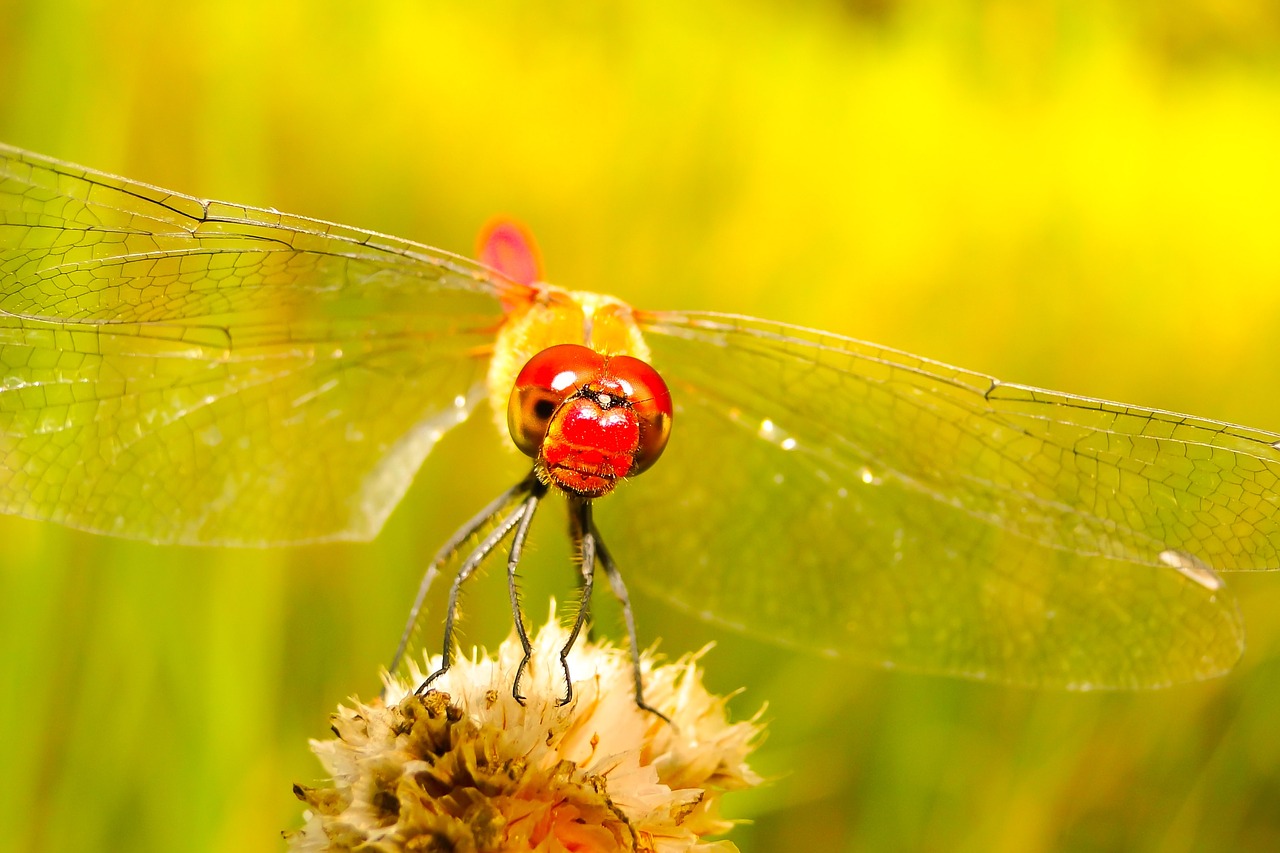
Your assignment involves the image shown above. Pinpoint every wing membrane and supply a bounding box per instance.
[600,311,1276,687]
[0,144,518,544]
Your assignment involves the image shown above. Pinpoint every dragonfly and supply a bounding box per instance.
[2,143,1278,716]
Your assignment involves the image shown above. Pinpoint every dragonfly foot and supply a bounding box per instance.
[557,654,575,707]
[634,695,673,726]
[415,666,448,697]
[513,650,533,706]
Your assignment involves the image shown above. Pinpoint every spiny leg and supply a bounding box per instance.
[575,546,600,644]
[507,482,549,705]
[388,474,538,682]
[416,494,536,696]
[593,520,672,724]
[554,498,598,707]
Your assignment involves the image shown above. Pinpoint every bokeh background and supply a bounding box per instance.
[2,1,1280,850]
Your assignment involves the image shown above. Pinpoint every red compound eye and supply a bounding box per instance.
[506,344,673,497]
[507,344,607,458]
[607,354,672,476]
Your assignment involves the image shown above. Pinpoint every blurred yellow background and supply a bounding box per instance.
[2,1,1280,850]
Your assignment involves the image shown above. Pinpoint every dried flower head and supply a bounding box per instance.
[287,611,763,852]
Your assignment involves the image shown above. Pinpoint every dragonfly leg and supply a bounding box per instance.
[387,473,538,687]
[576,547,599,644]
[416,486,541,697]
[554,498,596,707]
[507,486,548,705]
[593,520,672,724]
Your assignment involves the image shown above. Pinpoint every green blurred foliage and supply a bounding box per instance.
[1,1,1279,850]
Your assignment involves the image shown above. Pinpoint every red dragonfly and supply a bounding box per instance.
[1,143,1276,713]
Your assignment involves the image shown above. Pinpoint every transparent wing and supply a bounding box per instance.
[0,144,521,544]
[600,311,1280,687]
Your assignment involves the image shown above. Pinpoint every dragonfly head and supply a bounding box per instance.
[508,344,672,498]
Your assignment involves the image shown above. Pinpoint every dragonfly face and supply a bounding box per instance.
[2,142,1278,697]
[508,343,673,498]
